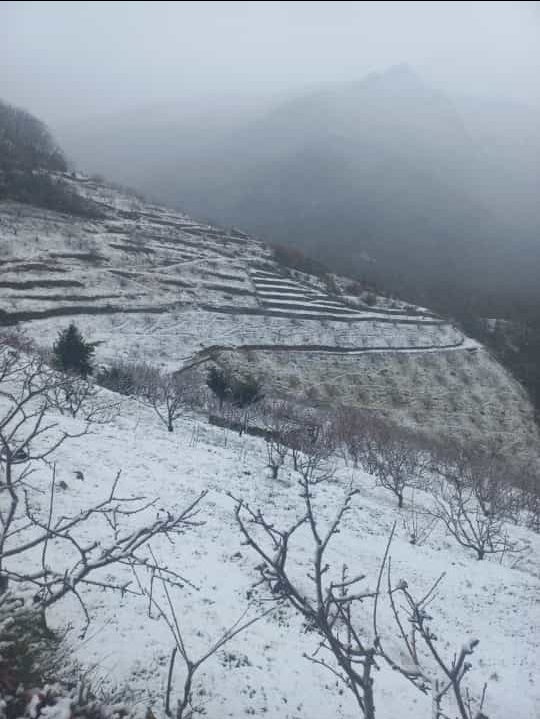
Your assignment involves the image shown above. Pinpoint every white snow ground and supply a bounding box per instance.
[8,390,539,719]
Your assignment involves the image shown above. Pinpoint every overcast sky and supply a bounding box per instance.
[1,1,539,124]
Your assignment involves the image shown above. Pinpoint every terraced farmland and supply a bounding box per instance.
[1,171,537,448]
[251,269,365,318]
[249,268,442,323]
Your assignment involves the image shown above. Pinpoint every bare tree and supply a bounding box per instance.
[333,407,372,469]
[49,373,118,423]
[0,346,206,634]
[332,410,390,477]
[232,472,491,719]
[0,347,89,471]
[402,493,438,546]
[143,369,194,432]
[430,445,522,560]
[232,478,380,718]
[371,426,426,509]
[430,477,517,561]
[4,466,205,633]
[286,411,324,472]
[265,434,289,480]
[132,565,271,719]
[374,553,489,719]
[290,418,336,485]
[261,401,295,480]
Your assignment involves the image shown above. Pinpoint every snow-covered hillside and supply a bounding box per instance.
[6,385,540,719]
[0,173,537,449]
[1,175,539,719]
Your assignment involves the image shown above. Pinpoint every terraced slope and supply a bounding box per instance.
[0,172,537,448]
[249,269,441,322]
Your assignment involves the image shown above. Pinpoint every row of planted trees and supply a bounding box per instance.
[50,322,539,556]
[230,399,538,719]
[263,401,538,555]
[27,321,540,562]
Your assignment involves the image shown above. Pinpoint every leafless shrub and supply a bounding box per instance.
[259,402,334,482]
[96,359,156,396]
[294,442,336,485]
[503,455,540,532]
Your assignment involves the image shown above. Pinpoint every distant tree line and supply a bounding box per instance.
[0,99,67,173]
[0,98,102,218]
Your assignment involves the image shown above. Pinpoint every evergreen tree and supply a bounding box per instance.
[206,367,230,409]
[52,323,95,377]
[206,368,264,410]
[231,374,264,408]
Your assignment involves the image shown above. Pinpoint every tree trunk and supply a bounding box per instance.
[165,646,177,716]
[364,662,376,719]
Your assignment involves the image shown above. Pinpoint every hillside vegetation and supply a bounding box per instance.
[0,99,102,217]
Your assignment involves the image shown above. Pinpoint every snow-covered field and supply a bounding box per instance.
[8,391,540,719]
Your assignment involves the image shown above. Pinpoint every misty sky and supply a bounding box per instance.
[1,1,539,125]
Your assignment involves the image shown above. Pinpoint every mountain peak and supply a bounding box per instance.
[362,62,427,95]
